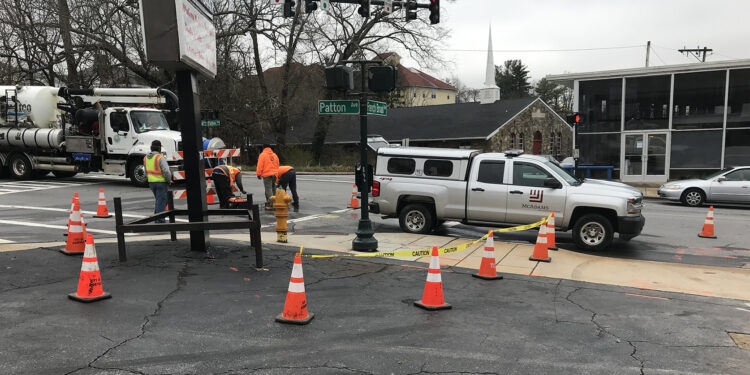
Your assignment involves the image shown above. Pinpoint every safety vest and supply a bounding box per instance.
[144,154,166,183]
[214,165,240,186]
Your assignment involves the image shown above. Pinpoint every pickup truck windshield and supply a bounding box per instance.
[130,111,170,133]
[544,161,580,185]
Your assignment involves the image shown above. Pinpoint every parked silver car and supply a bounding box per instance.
[658,166,750,206]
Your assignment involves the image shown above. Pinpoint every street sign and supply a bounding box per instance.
[201,120,220,126]
[318,100,359,115]
[367,100,387,116]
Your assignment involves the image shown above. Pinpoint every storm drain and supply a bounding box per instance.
[728,332,750,350]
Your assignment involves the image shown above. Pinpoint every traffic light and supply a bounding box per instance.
[368,66,397,92]
[566,112,584,125]
[429,0,439,24]
[325,66,354,91]
[284,0,295,18]
[405,0,417,22]
[304,0,317,13]
[358,0,369,18]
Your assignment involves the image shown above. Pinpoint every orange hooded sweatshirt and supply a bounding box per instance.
[256,147,279,178]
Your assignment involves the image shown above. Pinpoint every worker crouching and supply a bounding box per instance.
[212,164,247,209]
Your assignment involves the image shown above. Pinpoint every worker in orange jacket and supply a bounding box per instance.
[276,165,299,212]
[256,144,279,209]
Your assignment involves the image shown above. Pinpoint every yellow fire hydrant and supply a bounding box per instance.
[270,188,293,242]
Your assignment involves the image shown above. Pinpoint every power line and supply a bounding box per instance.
[437,44,646,53]
[650,47,667,65]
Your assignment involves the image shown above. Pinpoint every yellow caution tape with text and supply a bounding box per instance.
[301,215,550,259]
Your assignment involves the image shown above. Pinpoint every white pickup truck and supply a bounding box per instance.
[369,147,645,251]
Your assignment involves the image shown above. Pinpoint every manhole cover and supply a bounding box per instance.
[728,332,750,350]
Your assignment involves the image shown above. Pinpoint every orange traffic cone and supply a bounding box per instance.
[547,212,558,251]
[415,246,452,310]
[276,253,314,325]
[61,200,86,255]
[68,234,111,302]
[473,231,503,280]
[94,188,112,218]
[207,194,216,204]
[529,222,551,262]
[348,184,360,209]
[698,206,717,239]
[64,193,79,237]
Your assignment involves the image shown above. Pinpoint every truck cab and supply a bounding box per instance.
[371,147,645,251]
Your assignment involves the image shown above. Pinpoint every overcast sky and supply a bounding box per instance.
[409,0,750,88]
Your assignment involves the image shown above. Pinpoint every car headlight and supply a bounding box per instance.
[627,197,643,214]
[661,184,681,190]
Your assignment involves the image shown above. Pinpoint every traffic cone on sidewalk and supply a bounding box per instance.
[94,188,112,218]
[276,253,314,325]
[348,184,360,209]
[698,206,717,239]
[547,212,558,251]
[529,222,551,262]
[61,200,86,255]
[472,231,503,280]
[68,234,111,302]
[415,246,452,310]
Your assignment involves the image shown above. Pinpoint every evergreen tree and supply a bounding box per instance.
[495,59,531,98]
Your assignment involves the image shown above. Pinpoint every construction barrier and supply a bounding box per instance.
[170,148,241,161]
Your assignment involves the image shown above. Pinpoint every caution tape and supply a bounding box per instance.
[301,215,550,259]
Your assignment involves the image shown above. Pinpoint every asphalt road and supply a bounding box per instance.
[1,173,749,270]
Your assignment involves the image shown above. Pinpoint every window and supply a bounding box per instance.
[672,70,726,130]
[549,133,556,154]
[422,91,426,98]
[509,133,515,149]
[413,89,417,98]
[518,133,524,150]
[624,75,670,130]
[431,90,437,99]
[578,79,622,133]
[512,162,553,187]
[670,130,722,168]
[110,112,129,132]
[424,159,454,177]
[727,69,750,128]
[578,133,621,168]
[447,95,451,100]
[556,132,562,155]
[130,111,170,133]
[724,169,750,181]
[387,158,416,175]
[477,161,505,184]
[725,129,750,165]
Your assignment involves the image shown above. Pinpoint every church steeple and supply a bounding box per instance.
[479,24,501,104]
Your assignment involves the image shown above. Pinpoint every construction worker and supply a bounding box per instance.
[276,165,299,212]
[212,164,247,209]
[143,140,172,223]
[256,144,279,210]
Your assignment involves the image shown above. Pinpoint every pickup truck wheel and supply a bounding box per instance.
[399,204,434,234]
[572,213,614,251]
[129,162,148,187]
[9,154,33,180]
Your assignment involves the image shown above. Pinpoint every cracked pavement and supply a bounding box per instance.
[1,239,749,374]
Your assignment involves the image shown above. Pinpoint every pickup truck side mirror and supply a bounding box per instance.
[716,176,727,183]
[544,177,562,189]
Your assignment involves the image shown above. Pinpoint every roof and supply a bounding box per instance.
[547,58,750,87]
[285,97,540,144]
[377,147,479,159]
[374,52,456,91]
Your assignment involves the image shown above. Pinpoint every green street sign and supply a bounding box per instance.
[367,100,387,116]
[318,100,360,115]
[201,120,220,127]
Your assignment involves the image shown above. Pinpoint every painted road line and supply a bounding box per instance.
[0,219,124,235]
[737,308,750,313]
[297,178,353,184]
[625,293,669,301]
[0,239,14,244]
[0,204,188,222]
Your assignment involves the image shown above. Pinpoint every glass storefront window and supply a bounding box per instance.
[578,79,621,133]
[670,130,722,168]
[725,129,750,166]
[727,69,750,128]
[672,70,726,130]
[624,75,670,130]
[578,133,621,168]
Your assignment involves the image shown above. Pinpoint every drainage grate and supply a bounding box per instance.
[728,332,750,350]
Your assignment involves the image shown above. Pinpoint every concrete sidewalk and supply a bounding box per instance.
[1,239,749,374]
[215,231,750,302]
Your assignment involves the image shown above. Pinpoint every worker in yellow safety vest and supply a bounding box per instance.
[212,164,247,209]
[143,140,172,223]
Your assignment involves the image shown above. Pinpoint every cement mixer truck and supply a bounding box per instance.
[1,85,185,186]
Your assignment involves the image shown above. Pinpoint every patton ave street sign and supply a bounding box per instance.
[318,100,360,115]
[318,100,388,116]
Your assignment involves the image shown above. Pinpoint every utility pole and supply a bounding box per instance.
[679,46,713,62]
[645,41,650,67]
